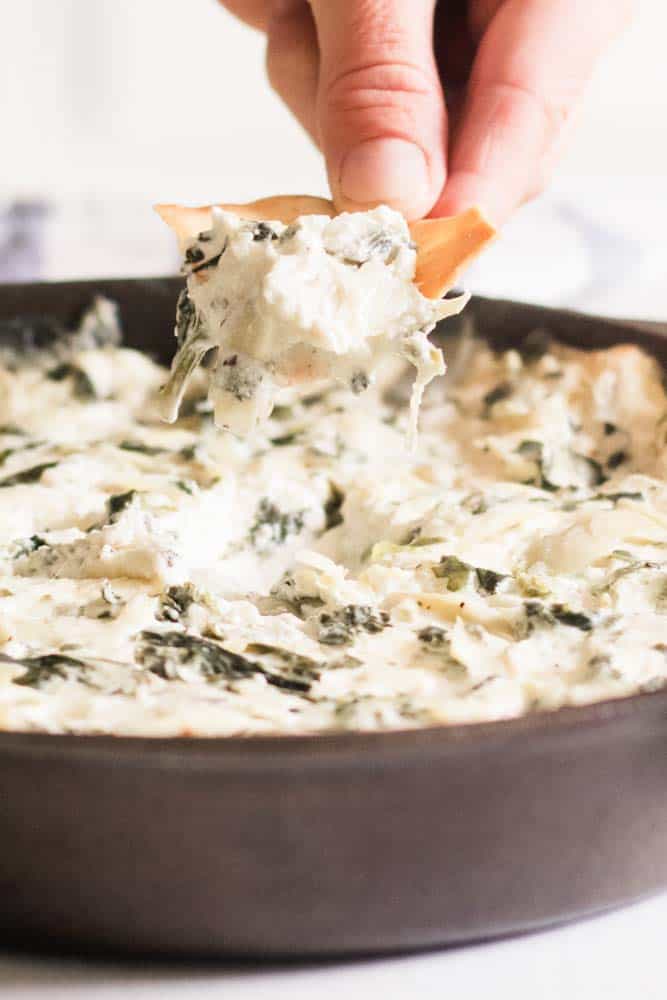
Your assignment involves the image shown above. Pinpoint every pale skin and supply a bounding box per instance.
[218,0,634,222]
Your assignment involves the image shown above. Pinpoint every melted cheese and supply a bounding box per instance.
[159,207,467,443]
[0,305,666,736]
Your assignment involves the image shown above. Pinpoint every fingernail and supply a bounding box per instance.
[338,138,431,218]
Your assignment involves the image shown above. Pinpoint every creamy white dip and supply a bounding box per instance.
[159,207,467,442]
[0,301,666,737]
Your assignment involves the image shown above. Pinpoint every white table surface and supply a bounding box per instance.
[0,179,665,997]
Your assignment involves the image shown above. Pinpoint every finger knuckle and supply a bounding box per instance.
[489,81,575,148]
[324,60,437,136]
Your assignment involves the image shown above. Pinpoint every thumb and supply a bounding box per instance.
[309,0,446,220]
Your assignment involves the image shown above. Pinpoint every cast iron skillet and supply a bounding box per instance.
[0,277,666,959]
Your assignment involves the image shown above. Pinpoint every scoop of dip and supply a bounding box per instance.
[159,206,468,440]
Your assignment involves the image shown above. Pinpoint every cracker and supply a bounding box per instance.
[410,208,496,299]
[156,198,495,297]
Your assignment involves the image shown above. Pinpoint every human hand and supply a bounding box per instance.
[219,1,633,222]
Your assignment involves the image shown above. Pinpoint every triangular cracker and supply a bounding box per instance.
[409,208,496,298]
[155,197,495,298]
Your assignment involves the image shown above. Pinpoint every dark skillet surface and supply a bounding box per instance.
[0,277,666,959]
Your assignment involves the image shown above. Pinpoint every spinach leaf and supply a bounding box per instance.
[417,626,449,648]
[118,440,166,456]
[157,584,198,623]
[551,605,593,631]
[46,362,97,400]
[516,440,559,492]
[483,381,513,411]
[11,653,89,689]
[323,483,344,530]
[12,534,47,558]
[136,631,257,682]
[250,499,305,548]
[433,555,471,591]
[0,461,58,488]
[107,489,137,520]
[475,567,506,594]
[136,631,320,694]
[318,605,390,646]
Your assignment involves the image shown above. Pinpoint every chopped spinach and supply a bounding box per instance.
[551,604,593,631]
[269,432,300,447]
[249,498,305,548]
[46,362,97,400]
[516,440,559,492]
[0,448,18,467]
[136,631,257,682]
[483,381,513,411]
[12,534,47,558]
[433,555,471,591]
[475,567,506,594]
[184,246,205,265]
[118,440,166,456]
[175,479,196,496]
[11,653,89,689]
[573,453,607,487]
[522,601,557,633]
[596,491,643,504]
[323,483,344,530]
[607,449,628,470]
[107,489,137,520]
[0,439,41,467]
[244,643,320,692]
[318,605,390,646]
[301,392,325,408]
[175,288,199,348]
[350,371,369,394]
[522,600,593,635]
[136,631,320,694]
[0,461,58,488]
[251,222,277,242]
[434,555,505,594]
[157,584,198,623]
[417,625,449,647]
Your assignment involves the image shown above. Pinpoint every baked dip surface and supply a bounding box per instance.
[0,292,666,736]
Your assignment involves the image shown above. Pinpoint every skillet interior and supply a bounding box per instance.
[0,276,665,958]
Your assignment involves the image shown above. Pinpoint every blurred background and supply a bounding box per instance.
[0,0,664,317]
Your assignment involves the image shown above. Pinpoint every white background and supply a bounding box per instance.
[0,0,665,202]
[0,0,665,318]
[0,3,666,996]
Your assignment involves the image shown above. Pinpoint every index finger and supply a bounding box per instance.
[434,0,633,223]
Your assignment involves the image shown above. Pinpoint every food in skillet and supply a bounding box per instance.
[0,292,666,736]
